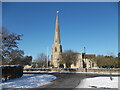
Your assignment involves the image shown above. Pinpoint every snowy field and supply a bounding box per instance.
[1,74,57,88]
[76,76,119,89]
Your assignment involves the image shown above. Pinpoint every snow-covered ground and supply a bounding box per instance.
[1,74,57,88]
[76,76,119,89]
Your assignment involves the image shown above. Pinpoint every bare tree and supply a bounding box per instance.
[1,27,24,65]
[2,28,23,61]
[35,53,47,68]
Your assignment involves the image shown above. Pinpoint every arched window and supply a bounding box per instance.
[55,47,57,52]
[60,45,62,52]
[89,61,91,68]
[92,63,94,67]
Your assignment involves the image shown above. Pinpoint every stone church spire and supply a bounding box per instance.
[51,11,62,67]
[54,11,60,44]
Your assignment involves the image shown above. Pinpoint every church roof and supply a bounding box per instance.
[61,52,82,55]
[85,54,96,58]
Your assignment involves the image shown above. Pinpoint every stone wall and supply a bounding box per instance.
[76,68,119,73]
[24,68,120,73]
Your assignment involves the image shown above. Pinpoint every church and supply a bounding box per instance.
[51,11,98,69]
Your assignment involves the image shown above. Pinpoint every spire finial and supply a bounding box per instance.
[57,10,59,14]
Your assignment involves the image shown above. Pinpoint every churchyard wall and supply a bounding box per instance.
[24,68,120,73]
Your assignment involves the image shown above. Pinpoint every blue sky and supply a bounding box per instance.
[2,2,118,59]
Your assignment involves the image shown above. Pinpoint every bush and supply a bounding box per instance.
[1,65,23,81]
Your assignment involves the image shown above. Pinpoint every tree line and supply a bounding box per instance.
[96,54,120,68]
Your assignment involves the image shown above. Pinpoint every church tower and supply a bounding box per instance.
[51,11,62,67]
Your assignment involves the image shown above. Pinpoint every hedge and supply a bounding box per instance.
[1,65,23,81]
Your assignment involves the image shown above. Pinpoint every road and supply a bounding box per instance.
[32,73,117,89]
